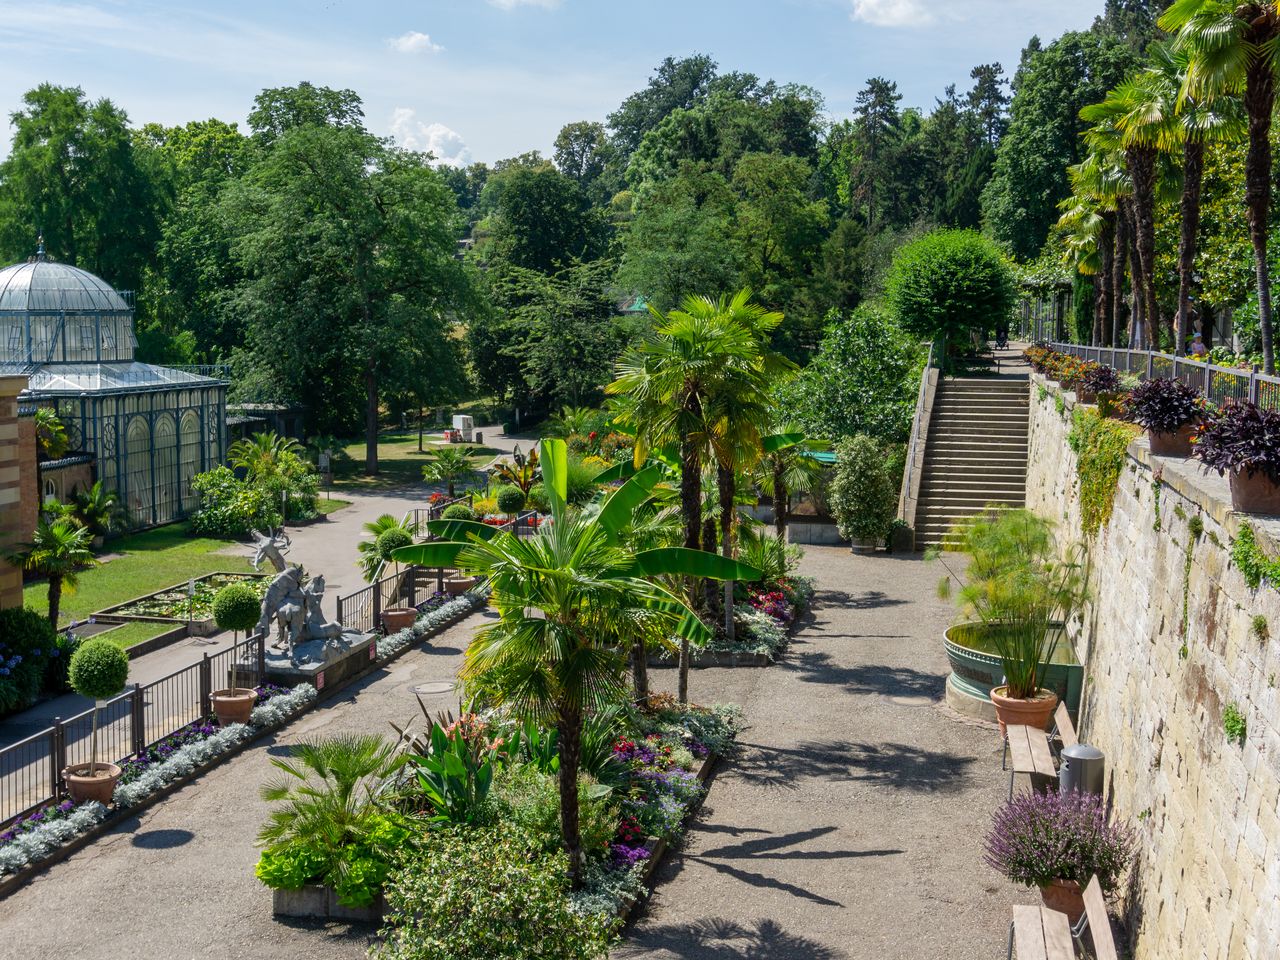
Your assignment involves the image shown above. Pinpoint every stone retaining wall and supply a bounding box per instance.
[1027,375,1280,960]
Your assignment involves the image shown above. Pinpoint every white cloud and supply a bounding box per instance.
[388,31,444,54]
[851,0,933,28]
[389,108,471,167]
[488,0,561,9]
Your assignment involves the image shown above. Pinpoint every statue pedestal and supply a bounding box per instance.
[259,633,377,693]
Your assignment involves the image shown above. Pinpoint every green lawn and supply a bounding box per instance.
[331,430,501,491]
[22,525,255,645]
[316,496,352,516]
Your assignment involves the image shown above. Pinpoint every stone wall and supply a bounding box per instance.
[1027,375,1280,960]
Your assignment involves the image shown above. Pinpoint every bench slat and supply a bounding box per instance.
[1054,703,1078,747]
[1007,726,1034,770]
[1012,905,1049,960]
[1041,907,1074,959]
[1008,724,1056,778]
[1083,876,1119,960]
[1028,727,1056,777]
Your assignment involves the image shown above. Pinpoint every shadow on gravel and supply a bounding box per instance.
[782,652,940,698]
[131,828,194,849]
[814,589,908,610]
[732,739,974,793]
[619,917,846,959]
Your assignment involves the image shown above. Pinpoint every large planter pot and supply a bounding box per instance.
[63,762,122,804]
[1148,423,1196,457]
[1039,879,1086,925]
[990,686,1059,738]
[1229,467,1280,515]
[849,537,879,554]
[444,577,477,596]
[381,607,418,633]
[210,688,256,726]
[942,622,1082,724]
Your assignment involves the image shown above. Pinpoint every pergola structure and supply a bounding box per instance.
[0,247,227,527]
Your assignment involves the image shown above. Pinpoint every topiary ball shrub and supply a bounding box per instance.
[1128,377,1201,434]
[68,638,130,701]
[495,485,527,515]
[0,607,55,715]
[376,527,415,562]
[525,484,552,514]
[441,504,476,522]
[212,582,262,634]
[884,228,1016,342]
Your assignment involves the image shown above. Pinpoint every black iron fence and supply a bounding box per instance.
[0,633,266,829]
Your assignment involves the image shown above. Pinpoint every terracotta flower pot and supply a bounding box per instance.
[381,607,418,633]
[1148,423,1196,457]
[444,577,477,596]
[1229,467,1280,515]
[63,762,122,804]
[990,685,1059,738]
[210,687,257,726]
[1040,879,1086,924]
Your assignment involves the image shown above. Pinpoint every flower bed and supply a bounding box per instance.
[708,575,816,660]
[375,592,486,660]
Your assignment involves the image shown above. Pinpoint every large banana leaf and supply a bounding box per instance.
[596,465,661,542]
[629,547,761,582]
[541,438,568,517]
[391,540,468,568]
[424,519,503,542]
[592,460,639,484]
[762,432,806,454]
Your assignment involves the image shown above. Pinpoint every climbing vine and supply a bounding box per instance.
[1067,407,1141,539]
[1231,523,1280,590]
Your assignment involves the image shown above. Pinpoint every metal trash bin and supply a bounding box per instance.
[474,431,483,444]
[1059,743,1105,795]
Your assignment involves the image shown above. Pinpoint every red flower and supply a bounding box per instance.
[589,431,598,440]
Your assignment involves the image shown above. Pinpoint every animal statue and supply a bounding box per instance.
[250,529,291,574]
[257,565,307,661]
[301,575,358,646]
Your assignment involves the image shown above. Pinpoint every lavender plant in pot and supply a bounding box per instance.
[1129,377,1202,456]
[984,790,1135,923]
[1194,400,1280,514]
[937,509,1088,735]
[1078,364,1122,406]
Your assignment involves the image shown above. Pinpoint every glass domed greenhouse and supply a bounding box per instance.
[0,250,227,527]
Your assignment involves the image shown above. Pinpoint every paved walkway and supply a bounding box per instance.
[0,547,1019,960]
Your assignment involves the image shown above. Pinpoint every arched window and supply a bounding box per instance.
[180,411,200,513]
[43,478,57,503]
[126,417,151,525]
[154,414,178,524]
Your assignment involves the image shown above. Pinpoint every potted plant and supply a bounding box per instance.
[495,484,526,519]
[1194,400,1280,513]
[375,527,419,632]
[64,639,131,803]
[1078,365,1122,406]
[210,582,262,725]
[1129,377,1202,456]
[984,790,1135,923]
[937,509,1088,734]
[829,434,895,552]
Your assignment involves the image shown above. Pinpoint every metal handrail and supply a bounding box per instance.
[897,339,940,528]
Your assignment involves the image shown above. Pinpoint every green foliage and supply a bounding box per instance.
[563,455,601,506]
[212,582,262,634]
[357,514,417,582]
[421,447,477,498]
[68,638,130,700]
[376,822,614,960]
[376,528,415,563]
[828,434,896,543]
[1222,704,1247,747]
[884,229,1016,341]
[776,305,921,443]
[1252,615,1269,642]
[490,764,617,859]
[8,517,96,628]
[441,504,476,522]
[0,608,56,713]
[189,466,281,538]
[1232,523,1280,591]
[408,723,502,825]
[194,434,320,536]
[72,481,124,539]
[1067,408,1140,538]
[33,408,69,460]
[496,485,527,515]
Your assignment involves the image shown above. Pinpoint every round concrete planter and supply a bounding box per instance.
[1148,423,1196,457]
[210,688,256,726]
[63,762,122,804]
[1229,467,1280,515]
[942,622,1081,724]
[381,607,417,633]
[1040,879,1085,924]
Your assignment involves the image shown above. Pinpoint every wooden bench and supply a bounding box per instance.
[1050,702,1078,756]
[1006,876,1118,960]
[1004,723,1056,799]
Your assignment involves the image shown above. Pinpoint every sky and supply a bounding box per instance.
[0,0,1109,166]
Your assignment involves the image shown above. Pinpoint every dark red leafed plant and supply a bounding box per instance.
[1195,401,1280,484]
[984,790,1135,893]
[1081,365,1123,395]
[1128,378,1201,434]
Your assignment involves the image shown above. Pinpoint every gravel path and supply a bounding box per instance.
[0,546,1017,960]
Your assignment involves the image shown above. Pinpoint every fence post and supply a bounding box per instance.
[1250,365,1261,405]
[437,567,444,593]
[199,653,212,717]
[1203,361,1212,401]
[50,718,65,799]
[373,577,383,629]
[1145,351,1154,381]
[256,632,266,684]
[336,594,344,626]
[130,684,145,755]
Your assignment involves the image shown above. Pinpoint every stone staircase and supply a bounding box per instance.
[914,377,1029,547]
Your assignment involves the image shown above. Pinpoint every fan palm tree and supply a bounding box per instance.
[393,440,759,886]
[72,481,124,541]
[357,513,418,582]
[1056,193,1110,345]
[1161,0,1280,372]
[420,446,475,498]
[229,431,302,480]
[8,518,95,627]
[33,407,68,460]
[608,290,787,700]
[1063,151,1131,345]
[756,426,830,541]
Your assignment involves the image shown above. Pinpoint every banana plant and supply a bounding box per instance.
[392,438,759,888]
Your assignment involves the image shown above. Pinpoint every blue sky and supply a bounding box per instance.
[0,0,1107,165]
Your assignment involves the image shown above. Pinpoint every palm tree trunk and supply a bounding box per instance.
[557,703,584,889]
[1177,138,1206,355]
[717,464,735,642]
[1097,214,1115,347]
[1112,208,1128,348]
[632,637,649,704]
[1245,60,1276,374]
[1128,146,1161,350]
[678,410,701,705]
[772,462,787,541]
[1124,200,1145,348]
[47,575,62,630]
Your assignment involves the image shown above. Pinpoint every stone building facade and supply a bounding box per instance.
[0,375,27,608]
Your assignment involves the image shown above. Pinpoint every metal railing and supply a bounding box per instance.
[898,340,941,529]
[1046,342,1280,411]
[334,566,453,636]
[410,493,474,533]
[0,633,266,829]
